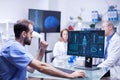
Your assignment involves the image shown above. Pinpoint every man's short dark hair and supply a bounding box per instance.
[14,19,33,38]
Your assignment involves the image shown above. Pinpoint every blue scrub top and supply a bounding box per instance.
[0,40,33,80]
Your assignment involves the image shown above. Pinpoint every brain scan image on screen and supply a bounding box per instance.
[44,16,60,29]
[29,9,61,33]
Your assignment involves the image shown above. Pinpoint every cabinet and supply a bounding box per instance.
[0,22,14,49]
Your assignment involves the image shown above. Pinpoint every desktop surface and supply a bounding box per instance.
[28,63,109,80]
[55,67,75,74]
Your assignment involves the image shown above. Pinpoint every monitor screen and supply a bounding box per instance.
[28,9,61,33]
[67,30,105,58]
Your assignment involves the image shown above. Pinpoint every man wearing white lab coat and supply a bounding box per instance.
[98,21,120,80]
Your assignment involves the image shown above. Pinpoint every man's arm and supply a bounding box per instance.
[27,40,48,73]
[29,59,85,79]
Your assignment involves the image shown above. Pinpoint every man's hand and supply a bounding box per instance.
[40,40,48,51]
[69,71,86,78]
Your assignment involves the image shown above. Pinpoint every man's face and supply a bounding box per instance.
[24,24,33,45]
[101,22,109,37]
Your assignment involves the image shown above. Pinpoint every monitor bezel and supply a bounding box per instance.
[67,30,105,58]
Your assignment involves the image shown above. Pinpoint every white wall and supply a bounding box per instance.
[0,0,49,22]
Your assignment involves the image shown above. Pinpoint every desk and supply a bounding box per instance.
[28,66,109,80]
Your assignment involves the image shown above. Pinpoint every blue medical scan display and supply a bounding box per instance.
[67,30,105,58]
[29,9,61,33]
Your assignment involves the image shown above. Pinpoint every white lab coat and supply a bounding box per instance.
[98,32,120,80]
[53,41,69,63]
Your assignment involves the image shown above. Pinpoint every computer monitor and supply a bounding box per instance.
[28,9,61,33]
[67,30,105,68]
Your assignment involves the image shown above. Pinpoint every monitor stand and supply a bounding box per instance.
[74,57,100,71]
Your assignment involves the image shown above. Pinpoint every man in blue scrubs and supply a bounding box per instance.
[0,19,85,80]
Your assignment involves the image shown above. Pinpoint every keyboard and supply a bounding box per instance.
[55,67,75,73]
[74,65,100,71]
